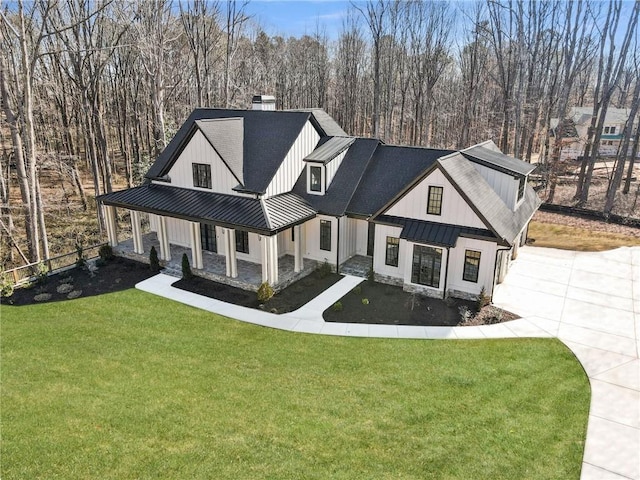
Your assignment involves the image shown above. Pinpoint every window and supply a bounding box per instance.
[411,245,442,287]
[192,163,212,189]
[604,126,610,134]
[235,230,249,253]
[385,237,399,267]
[463,250,481,283]
[320,219,331,251]
[200,223,217,252]
[310,166,322,192]
[604,126,616,134]
[517,176,525,201]
[427,186,443,215]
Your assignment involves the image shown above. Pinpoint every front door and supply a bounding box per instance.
[367,222,375,256]
[200,223,217,252]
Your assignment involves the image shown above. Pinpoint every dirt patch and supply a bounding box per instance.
[322,280,517,326]
[173,269,342,314]
[3,257,156,306]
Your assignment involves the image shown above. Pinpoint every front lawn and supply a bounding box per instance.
[2,290,589,479]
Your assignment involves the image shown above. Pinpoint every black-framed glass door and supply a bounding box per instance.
[200,223,217,252]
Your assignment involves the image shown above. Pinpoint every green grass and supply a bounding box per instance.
[2,289,589,479]
[529,220,640,251]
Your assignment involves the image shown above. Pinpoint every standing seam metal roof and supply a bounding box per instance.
[304,137,355,163]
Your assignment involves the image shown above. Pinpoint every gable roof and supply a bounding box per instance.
[286,108,348,136]
[462,141,536,176]
[346,145,455,217]
[195,118,244,185]
[146,109,313,194]
[437,153,539,245]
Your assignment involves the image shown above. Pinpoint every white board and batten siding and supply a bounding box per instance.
[373,223,404,281]
[447,237,498,297]
[265,121,320,198]
[325,149,348,188]
[303,215,336,264]
[471,163,519,210]
[160,129,246,196]
[385,168,486,229]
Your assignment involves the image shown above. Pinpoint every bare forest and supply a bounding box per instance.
[1,0,639,270]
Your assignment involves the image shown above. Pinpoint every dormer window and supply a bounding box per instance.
[427,186,443,215]
[308,165,324,195]
[517,176,525,201]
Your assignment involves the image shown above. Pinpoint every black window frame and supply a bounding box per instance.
[427,186,443,215]
[411,245,442,288]
[463,250,481,283]
[385,236,399,267]
[192,163,212,189]
[320,219,331,251]
[235,229,249,254]
[309,165,322,192]
[517,175,526,201]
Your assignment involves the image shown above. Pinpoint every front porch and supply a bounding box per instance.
[116,232,318,292]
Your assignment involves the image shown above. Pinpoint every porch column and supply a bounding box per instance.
[224,228,238,278]
[157,216,171,261]
[293,225,303,273]
[268,235,278,285]
[104,205,118,247]
[190,222,203,269]
[130,210,144,254]
[261,235,269,283]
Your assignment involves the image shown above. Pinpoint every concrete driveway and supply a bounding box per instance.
[492,246,640,480]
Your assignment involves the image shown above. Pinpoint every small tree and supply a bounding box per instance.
[98,244,114,262]
[75,242,86,268]
[476,286,490,312]
[181,253,193,279]
[149,246,160,273]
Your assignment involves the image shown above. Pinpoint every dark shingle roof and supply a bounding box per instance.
[347,145,455,217]
[146,109,313,194]
[304,137,355,163]
[97,184,315,234]
[293,138,380,216]
[462,143,536,176]
[286,108,348,136]
[376,215,495,247]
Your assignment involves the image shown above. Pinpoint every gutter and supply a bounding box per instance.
[336,216,340,274]
[442,246,451,299]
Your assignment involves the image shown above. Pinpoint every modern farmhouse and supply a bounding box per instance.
[98,96,539,300]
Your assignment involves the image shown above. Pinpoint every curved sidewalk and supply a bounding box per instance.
[136,245,640,480]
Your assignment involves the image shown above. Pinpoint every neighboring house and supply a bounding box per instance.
[550,107,638,161]
[98,96,539,300]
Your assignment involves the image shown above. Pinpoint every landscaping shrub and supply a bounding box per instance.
[0,272,14,298]
[75,243,86,268]
[361,298,370,305]
[67,290,82,300]
[34,262,48,285]
[332,301,343,312]
[34,293,52,302]
[257,282,274,302]
[476,287,490,312]
[317,261,332,278]
[98,244,114,262]
[149,246,160,273]
[56,283,74,294]
[181,253,193,280]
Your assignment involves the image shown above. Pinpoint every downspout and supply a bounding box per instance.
[335,216,340,274]
[442,246,451,299]
[492,245,512,299]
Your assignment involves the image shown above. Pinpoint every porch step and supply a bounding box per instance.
[162,266,182,278]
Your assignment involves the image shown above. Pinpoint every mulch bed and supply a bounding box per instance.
[174,269,342,314]
[323,280,516,326]
[3,258,157,306]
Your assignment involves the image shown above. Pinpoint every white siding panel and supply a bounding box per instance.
[164,130,242,195]
[339,216,357,263]
[355,219,368,255]
[325,148,348,188]
[472,163,518,210]
[385,168,486,229]
[304,215,336,265]
[373,224,403,280]
[166,217,191,247]
[447,238,498,297]
[266,121,320,197]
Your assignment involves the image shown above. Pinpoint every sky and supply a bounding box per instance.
[243,0,354,39]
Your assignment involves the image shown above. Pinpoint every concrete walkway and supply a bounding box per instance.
[136,245,640,480]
